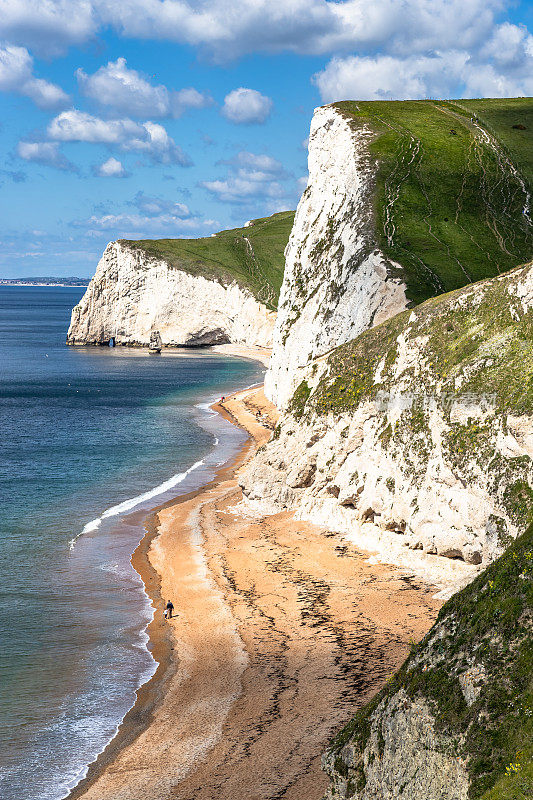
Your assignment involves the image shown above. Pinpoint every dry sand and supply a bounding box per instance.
[69,386,442,800]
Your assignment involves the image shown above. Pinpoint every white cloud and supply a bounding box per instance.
[129,190,190,217]
[314,43,533,101]
[1,1,531,104]
[47,109,191,165]
[48,109,140,143]
[172,86,212,116]
[313,52,465,101]
[81,212,203,231]
[90,0,506,60]
[77,57,212,118]
[202,176,285,204]
[481,22,533,67]
[17,140,75,170]
[225,150,285,174]
[71,189,202,238]
[202,149,289,204]
[0,0,96,56]
[221,88,272,124]
[0,43,69,109]
[94,156,128,177]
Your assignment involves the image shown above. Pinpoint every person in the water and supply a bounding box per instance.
[166,600,174,619]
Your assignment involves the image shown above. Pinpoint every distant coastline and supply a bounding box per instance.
[0,277,89,287]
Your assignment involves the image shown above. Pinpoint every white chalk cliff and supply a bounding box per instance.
[265,105,407,409]
[67,241,276,348]
[243,263,533,582]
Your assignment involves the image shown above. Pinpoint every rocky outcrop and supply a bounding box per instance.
[265,105,408,408]
[67,241,276,348]
[242,263,533,575]
[322,520,533,799]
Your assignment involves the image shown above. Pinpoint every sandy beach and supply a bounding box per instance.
[68,385,442,800]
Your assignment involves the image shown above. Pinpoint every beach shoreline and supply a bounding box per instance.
[66,381,444,800]
[66,386,263,800]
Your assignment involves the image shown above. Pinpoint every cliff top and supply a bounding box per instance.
[334,97,533,306]
[119,210,294,311]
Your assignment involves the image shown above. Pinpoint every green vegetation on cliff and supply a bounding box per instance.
[121,210,294,310]
[309,261,533,420]
[290,261,533,538]
[335,98,533,306]
[327,519,533,799]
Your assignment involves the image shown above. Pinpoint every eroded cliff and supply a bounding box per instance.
[267,100,533,408]
[67,240,276,348]
[67,211,293,349]
[242,262,533,576]
[265,105,407,407]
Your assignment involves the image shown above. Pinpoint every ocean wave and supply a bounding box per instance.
[69,458,204,550]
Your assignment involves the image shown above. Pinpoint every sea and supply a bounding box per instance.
[0,286,264,800]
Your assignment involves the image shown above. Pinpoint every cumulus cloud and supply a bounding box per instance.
[48,109,140,143]
[47,109,192,165]
[172,86,213,116]
[1,1,532,101]
[202,149,288,204]
[313,52,464,101]
[79,212,203,231]
[0,0,96,56]
[93,156,129,177]
[91,0,502,59]
[77,57,212,118]
[73,190,212,236]
[314,40,533,101]
[202,176,284,204]
[129,190,190,217]
[0,43,69,109]
[17,140,75,170]
[221,88,272,124]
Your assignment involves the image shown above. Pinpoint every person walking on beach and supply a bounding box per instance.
[166,600,174,619]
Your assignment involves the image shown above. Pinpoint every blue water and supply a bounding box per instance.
[0,287,264,800]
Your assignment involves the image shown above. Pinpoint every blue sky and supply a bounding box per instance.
[0,0,532,278]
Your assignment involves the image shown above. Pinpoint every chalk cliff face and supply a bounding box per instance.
[67,241,275,348]
[265,105,408,408]
[242,263,533,578]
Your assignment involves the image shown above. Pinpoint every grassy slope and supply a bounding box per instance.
[303,263,533,419]
[335,99,533,306]
[121,210,294,311]
[328,519,533,799]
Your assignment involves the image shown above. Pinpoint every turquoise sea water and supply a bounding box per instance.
[0,287,264,800]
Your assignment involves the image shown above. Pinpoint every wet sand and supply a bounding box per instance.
[69,386,442,800]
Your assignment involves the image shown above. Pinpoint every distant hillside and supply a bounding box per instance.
[1,277,89,286]
[121,210,294,311]
[335,98,533,306]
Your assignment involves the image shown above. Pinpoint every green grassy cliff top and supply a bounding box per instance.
[334,98,533,306]
[120,210,294,311]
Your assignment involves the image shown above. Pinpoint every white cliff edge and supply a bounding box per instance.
[242,263,533,590]
[265,105,407,409]
[67,241,276,349]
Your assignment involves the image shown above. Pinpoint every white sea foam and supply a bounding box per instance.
[195,400,216,415]
[69,458,204,550]
[62,387,251,799]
